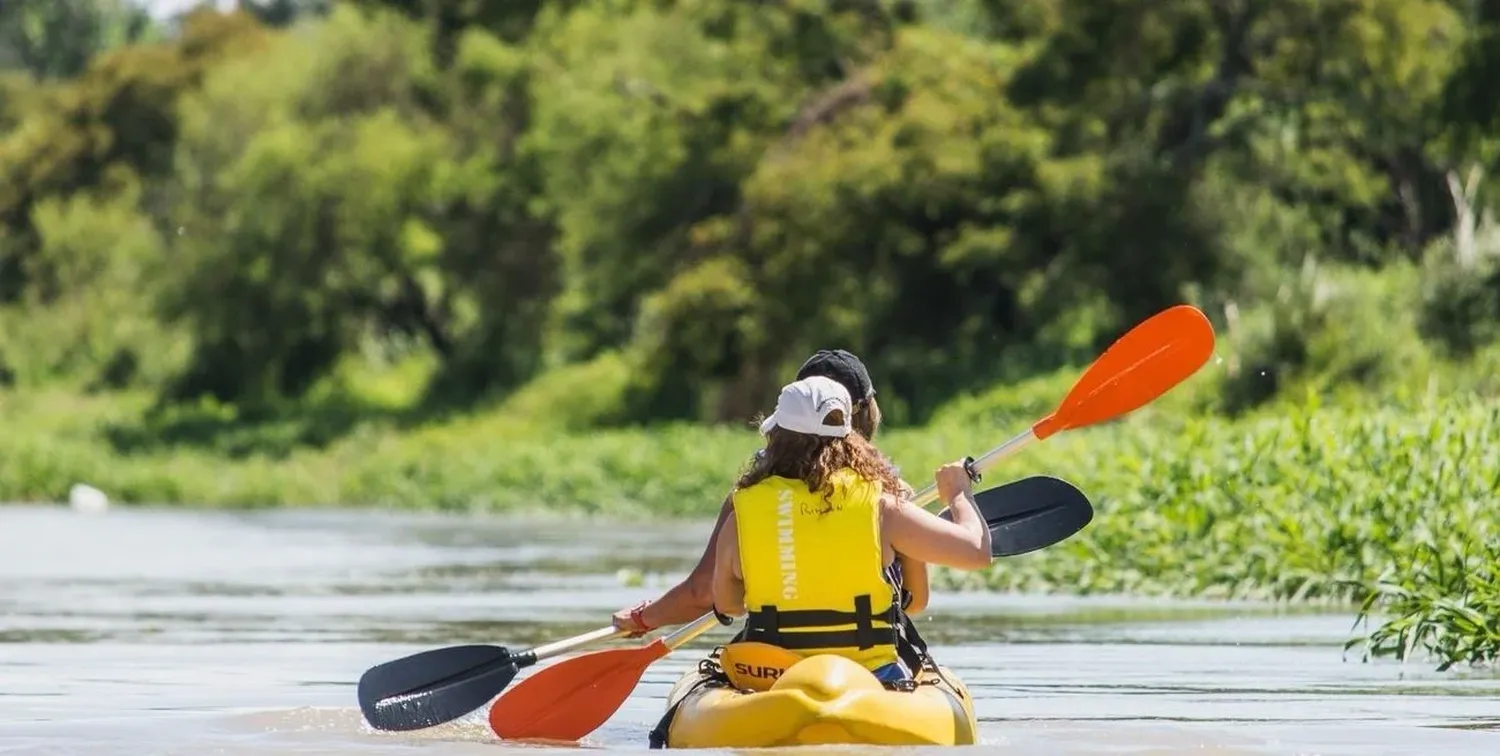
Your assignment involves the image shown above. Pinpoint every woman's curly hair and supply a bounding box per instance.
[736,407,902,502]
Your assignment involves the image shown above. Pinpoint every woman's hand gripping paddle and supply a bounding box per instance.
[487,610,731,743]
[918,303,1216,510]
[482,304,1213,745]
[357,625,627,731]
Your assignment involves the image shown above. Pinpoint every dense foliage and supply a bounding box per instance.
[3,0,1500,672]
[3,0,1500,424]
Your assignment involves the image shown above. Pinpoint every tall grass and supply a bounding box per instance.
[1350,539,1500,670]
[939,400,1499,600]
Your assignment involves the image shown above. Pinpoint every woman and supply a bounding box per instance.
[711,375,991,682]
[611,349,929,635]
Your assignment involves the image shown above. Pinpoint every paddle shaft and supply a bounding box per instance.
[661,609,730,652]
[519,626,629,667]
[510,604,712,672]
[926,305,1216,516]
[915,426,1037,511]
[365,627,626,707]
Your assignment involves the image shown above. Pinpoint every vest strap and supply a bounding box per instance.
[854,594,875,649]
[743,594,900,650]
[740,627,897,650]
[895,612,932,672]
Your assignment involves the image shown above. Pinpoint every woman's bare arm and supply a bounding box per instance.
[881,461,991,570]
[891,476,930,614]
[712,511,747,616]
[613,493,732,631]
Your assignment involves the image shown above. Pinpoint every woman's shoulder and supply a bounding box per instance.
[875,488,908,515]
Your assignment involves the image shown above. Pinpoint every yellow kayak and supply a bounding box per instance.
[656,646,978,748]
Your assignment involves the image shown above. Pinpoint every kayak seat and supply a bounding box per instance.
[648,644,978,749]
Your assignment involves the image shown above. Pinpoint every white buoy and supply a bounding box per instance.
[68,483,109,513]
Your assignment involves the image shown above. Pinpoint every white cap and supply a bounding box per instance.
[759,376,853,438]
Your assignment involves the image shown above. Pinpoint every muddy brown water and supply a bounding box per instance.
[1,505,1497,755]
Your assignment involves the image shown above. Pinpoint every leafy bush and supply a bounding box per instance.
[933,397,1500,671]
[0,177,186,391]
[1212,259,1433,415]
[1419,254,1500,358]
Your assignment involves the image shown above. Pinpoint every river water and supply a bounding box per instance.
[1,505,1496,755]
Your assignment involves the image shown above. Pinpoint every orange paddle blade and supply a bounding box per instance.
[488,638,667,742]
[1032,305,1215,440]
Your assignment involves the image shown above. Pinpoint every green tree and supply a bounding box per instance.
[0,9,268,303]
[1006,0,1464,266]
[0,0,156,80]
[1,0,1495,423]
[523,0,901,363]
[629,25,1089,421]
[160,6,554,406]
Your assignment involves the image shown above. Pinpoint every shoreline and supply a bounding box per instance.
[4,389,1495,672]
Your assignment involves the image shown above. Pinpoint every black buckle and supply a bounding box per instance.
[963,455,981,484]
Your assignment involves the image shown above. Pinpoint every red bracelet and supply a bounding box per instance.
[629,600,655,632]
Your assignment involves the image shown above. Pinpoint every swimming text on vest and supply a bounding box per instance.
[777,488,796,600]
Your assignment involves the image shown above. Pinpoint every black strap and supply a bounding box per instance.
[895,612,932,672]
[747,605,899,628]
[755,605,781,646]
[741,627,899,650]
[854,594,875,649]
[882,557,932,670]
[648,659,725,749]
[647,682,698,749]
[744,596,900,650]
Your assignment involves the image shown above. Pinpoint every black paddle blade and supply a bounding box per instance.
[358,644,518,731]
[941,475,1094,557]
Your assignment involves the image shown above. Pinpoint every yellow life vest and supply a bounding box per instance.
[730,467,900,671]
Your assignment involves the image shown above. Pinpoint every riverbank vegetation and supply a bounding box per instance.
[3,0,1499,671]
[5,360,1499,671]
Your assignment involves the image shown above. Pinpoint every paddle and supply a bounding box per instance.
[480,480,1093,744]
[357,474,1085,733]
[357,625,626,731]
[489,610,731,742]
[962,474,1094,557]
[481,477,1091,743]
[930,303,1216,503]
[484,304,1214,744]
